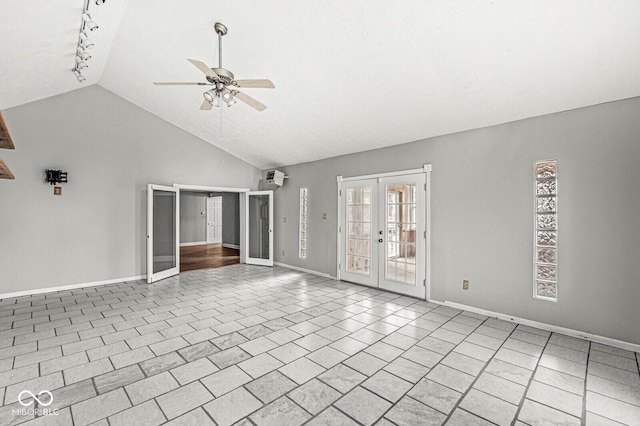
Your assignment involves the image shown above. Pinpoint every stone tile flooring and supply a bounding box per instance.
[1,265,639,426]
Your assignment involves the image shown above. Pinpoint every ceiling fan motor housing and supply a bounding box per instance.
[206,68,235,85]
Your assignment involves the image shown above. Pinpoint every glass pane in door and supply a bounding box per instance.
[153,191,177,274]
[248,194,270,260]
[385,184,417,284]
[346,187,372,275]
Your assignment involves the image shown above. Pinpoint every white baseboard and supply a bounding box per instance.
[430,299,640,353]
[179,241,207,247]
[222,243,240,250]
[0,275,147,301]
[274,262,337,280]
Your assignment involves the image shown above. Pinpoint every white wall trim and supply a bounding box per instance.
[0,275,147,301]
[430,299,640,353]
[275,262,337,280]
[223,243,240,250]
[340,167,426,182]
[173,184,250,193]
[180,241,207,247]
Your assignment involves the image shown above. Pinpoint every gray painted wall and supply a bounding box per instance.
[179,191,240,246]
[268,97,640,345]
[0,85,261,294]
[180,191,207,244]
[219,192,240,246]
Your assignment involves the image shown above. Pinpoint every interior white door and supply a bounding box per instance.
[207,196,223,243]
[147,184,180,283]
[339,173,426,298]
[246,190,273,266]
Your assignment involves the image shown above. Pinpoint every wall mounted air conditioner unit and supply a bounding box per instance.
[265,170,286,187]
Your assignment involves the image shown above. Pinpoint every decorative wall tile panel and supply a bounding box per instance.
[535,160,558,301]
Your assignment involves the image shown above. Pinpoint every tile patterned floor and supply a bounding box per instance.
[1,265,639,426]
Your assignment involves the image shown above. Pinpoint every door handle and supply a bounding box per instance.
[378,238,383,243]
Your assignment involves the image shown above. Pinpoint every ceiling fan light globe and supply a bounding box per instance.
[211,96,221,108]
[225,98,237,107]
[203,89,216,102]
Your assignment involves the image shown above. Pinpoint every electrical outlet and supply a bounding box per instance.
[53,187,62,196]
[322,213,327,220]
[463,280,469,290]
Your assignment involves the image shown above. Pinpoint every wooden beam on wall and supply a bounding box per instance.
[0,111,15,150]
[0,156,15,179]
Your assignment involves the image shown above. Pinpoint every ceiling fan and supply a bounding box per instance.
[154,22,274,111]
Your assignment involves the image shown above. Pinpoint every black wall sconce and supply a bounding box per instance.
[45,170,68,185]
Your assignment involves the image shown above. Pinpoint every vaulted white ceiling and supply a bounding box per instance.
[2,0,640,169]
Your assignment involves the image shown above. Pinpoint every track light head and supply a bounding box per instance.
[76,59,88,70]
[73,69,86,83]
[79,32,94,49]
[77,47,91,61]
[82,13,99,31]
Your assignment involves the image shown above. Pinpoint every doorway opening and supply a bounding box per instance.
[147,184,274,283]
[179,191,240,272]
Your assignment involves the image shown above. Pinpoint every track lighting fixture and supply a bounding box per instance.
[83,13,99,31]
[72,0,108,83]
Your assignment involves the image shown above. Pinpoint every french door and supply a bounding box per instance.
[147,184,180,283]
[340,173,426,298]
[246,190,273,266]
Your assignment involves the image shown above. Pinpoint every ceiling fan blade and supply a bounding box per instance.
[187,58,219,79]
[234,79,275,89]
[200,99,213,111]
[154,82,207,86]
[234,91,267,111]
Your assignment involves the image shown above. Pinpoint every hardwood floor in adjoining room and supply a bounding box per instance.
[180,243,239,272]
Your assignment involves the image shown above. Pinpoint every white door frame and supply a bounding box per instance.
[206,196,223,244]
[246,190,274,266]
[147,184,180,283]
[337,164,432,300]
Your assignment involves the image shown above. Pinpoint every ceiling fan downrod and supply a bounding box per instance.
[214,22,227,69]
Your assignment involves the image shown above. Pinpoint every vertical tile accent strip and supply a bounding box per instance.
[299,188,308,259]
[534,160,558,301]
